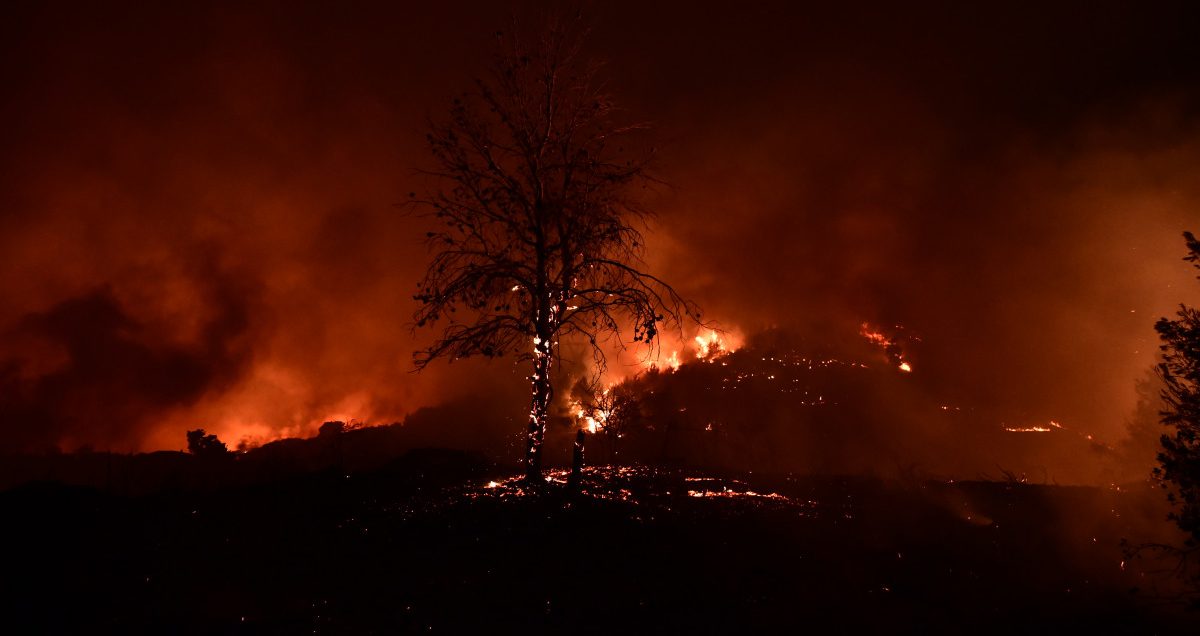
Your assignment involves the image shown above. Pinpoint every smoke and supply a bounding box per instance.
[0,2,515,451]
[0,248,255,451]
[644,106,1200,444]
[605,3,1200,447]
[1,2,1199,473]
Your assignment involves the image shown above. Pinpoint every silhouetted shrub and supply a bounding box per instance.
[319,421,346,438]
[186,428,228,458]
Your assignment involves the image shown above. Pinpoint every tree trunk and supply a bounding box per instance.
[524,346,552,483]
[568,429,585,489]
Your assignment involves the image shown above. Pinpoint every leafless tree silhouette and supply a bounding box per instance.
[410,18,699,482]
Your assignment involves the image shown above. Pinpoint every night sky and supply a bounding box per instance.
[2,1,1199,460]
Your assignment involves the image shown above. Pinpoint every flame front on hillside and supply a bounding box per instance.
[860,323,915,372]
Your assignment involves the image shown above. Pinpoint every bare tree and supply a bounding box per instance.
[410,20,699,483]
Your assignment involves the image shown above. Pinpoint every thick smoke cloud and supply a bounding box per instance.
[1,1,1198,467]
[0,248,255,451]
[601,2,1200,443]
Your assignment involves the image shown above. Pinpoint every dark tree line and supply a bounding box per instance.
[1156,230,1200,547]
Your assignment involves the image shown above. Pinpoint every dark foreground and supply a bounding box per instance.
[2,450,1196,634]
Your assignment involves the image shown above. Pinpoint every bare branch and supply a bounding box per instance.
[408,15,701,479]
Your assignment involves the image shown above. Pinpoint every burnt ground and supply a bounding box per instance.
[1,450,1197,635]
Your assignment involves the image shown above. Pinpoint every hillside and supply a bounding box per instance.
[3,454,1194,634]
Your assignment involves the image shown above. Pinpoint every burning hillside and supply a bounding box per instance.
[560,325,1119,483]
[3,5,1200,633]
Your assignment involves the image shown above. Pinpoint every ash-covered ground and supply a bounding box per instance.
[3,452,1195,634]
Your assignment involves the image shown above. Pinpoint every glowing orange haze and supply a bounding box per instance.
[1,3,1199,460]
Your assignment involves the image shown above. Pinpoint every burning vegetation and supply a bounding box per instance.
[3,5,1200,632]
[860,322,916,373]
[542,324,1120,483]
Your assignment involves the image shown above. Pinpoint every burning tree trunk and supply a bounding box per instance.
[526,339,552,481]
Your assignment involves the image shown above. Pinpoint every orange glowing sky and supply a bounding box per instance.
[1,1,1199,456]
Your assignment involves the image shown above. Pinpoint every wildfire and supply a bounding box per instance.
[573,399,605,434]
[1001,420,1065,434]
[468,466,816,513]
[694,329,738,361]
[638,350,681,372]
[619,327,744,378]
[664,350,682,371]
[1000,419,1110,450]
[570,387,613,434]
[860,322,914,372]
[686,488,789,501]
[860,325,891,347]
